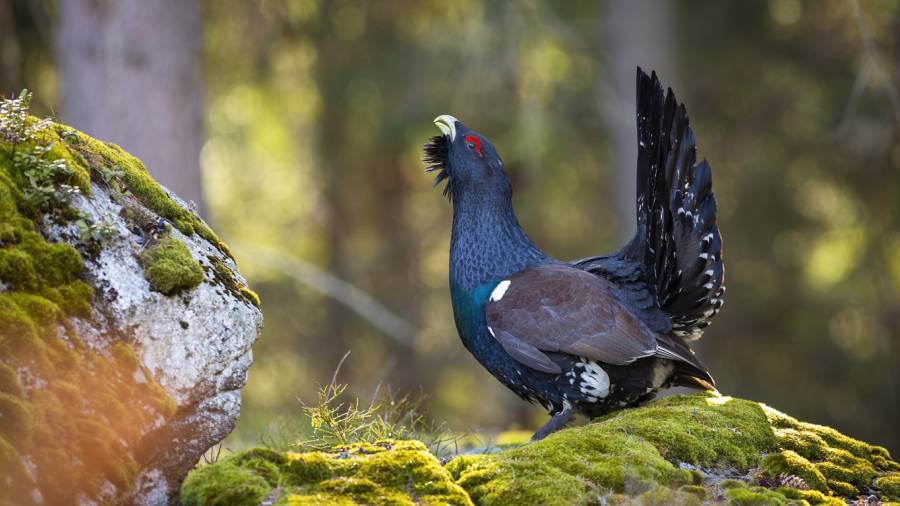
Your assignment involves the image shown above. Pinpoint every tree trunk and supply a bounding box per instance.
[604,0,678,241]
[0,0,21,96]
[56,0,206,215]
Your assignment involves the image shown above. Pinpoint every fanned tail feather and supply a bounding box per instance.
[634,68,725,340]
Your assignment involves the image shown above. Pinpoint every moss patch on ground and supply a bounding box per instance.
[448,394,900,505]
[141,235,204,294]
[181,441,472,506]
[182,394,900,505]
[1,98,179,503]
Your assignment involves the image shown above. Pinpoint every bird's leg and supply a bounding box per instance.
[531,406,574,441]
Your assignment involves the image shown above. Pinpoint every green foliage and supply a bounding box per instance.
[295,369,457,459]
[140,235,204,295]
[73,212,118,245]
[300,382,427,451]
[0,90,50,144]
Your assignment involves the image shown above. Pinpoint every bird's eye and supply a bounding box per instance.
[464,135,483,157]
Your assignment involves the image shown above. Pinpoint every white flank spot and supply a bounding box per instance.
[699,253,709,260]
[703,282,714,290]
[704,269,714,277]
[578,360,611,398]
[703,233,714,242]
[490,280,511,302]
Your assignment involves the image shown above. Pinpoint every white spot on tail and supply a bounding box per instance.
[490,280,511,302]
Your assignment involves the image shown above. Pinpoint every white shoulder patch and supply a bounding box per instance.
[490,280,511,302]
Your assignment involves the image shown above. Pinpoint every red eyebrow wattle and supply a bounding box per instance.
[465,135,483,157]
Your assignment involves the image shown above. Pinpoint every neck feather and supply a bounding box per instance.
[449,194,547,290]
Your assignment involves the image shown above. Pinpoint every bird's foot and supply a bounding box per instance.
[531,406,574,441]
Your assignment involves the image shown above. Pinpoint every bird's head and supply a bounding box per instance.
[424,115,510,204]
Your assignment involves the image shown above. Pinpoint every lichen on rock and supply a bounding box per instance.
[0,92,262,504]
[183,394,900,505]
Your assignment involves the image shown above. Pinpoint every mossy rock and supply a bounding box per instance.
[182,394,900,505]
[181,440,473,506]
[1,98,262,503]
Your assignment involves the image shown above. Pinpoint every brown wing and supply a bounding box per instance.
[485,264,660,374]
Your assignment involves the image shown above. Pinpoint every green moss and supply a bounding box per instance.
[181,460,272,506]
[0,363,23,397]
[760,450,828,492]
[0,392,35,441]
[239,286,261,307]
[450,395,765,505]
[725,485,790,505]
[61,128,232,257]
[183,440,472,506]
[0,248,37,289]
[209,256,260,307]
[875,473,900,499]
[678,484,707,499]
[140,236,204,295]
[449,394,900,504]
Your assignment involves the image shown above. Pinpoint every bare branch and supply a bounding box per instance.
[231,242,418,347]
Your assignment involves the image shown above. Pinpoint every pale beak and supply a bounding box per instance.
[433,115,458,141]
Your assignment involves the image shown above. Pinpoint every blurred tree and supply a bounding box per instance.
[0,0,21,95]
[56,0,206,213]
[604,0,678,242]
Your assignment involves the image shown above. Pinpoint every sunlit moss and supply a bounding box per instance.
[208,255,260,307]
[140,235,204,295]
[184,394,900,504]
[450,394,900,504]
[875,473,900,499]
[759,450,828,492]
[59,126,233,258]
[182,440,472,506]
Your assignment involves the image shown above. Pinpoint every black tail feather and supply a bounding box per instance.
[634,67,725,340]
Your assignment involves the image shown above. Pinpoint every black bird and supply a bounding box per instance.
[424,68,725,440]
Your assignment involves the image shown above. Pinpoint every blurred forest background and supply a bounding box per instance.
[2,0,899,454]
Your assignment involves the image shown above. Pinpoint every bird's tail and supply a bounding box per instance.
[632,67,726,341]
